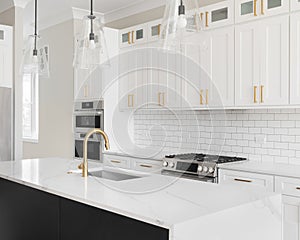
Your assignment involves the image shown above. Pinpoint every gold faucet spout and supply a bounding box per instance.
[81,128,110,178]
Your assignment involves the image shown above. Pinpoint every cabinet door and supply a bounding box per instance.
[132,24,147,45]
[282,196,300,240]
[260,15,289,106]
[235,0,259,23]
[148,19,162,42]
[120,28,132,48]
[0,25,12,88]
[201,1,234,30]
[261,0,289,17]
[235,21,260,106]
[209,26,235,107]
[291,0,300,11]
[291,13,300,104]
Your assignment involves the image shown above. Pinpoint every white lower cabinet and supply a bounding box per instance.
[0,25,12,89]
[103,155,131,169]
[219,169,274,191]
[131,158,162,173]
[235,15,289,106]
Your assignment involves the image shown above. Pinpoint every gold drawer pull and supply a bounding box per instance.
[254,86,258,104]
[206,89,209,105]
[254,0,258,16]
[158,92,161,106]
[162,92,165,106]
[158,24,161,36]
[128,94,134,107]
[234,178,253,183]
[260,85,264,103]
[296,187,300,190]
[140,164,152,168]
[205,11,209,27]
[200,12,204,21]
[111,160,121,164]
[261,0,264,15]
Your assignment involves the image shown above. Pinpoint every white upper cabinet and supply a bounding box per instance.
[119,24,147,48]
[183,26,234,108]
[200,1,234,30]
[235,15,289,106]
[147,19,162,42]
[235,0,289,23]
[290,12,300,104]
[291,0,300,11]
[0,25,13,88]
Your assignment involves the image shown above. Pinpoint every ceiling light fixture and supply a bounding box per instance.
[160,0,201,49]
[22,0,48,76]
[73,0,110,69]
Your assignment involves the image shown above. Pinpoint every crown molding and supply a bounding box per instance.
[104,0,165,24]
[14,0,31,8]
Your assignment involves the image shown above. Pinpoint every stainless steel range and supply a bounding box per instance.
[162,153,247,183]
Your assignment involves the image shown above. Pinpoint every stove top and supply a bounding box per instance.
[165,153,247,164]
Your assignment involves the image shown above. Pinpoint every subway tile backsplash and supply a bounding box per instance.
[133,108,300,164]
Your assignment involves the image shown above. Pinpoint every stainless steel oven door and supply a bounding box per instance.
[74,111,104,132]
[74,134,103,161]
[161,170,217,183]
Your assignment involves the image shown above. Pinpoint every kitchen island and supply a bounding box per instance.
[0,158,282,240]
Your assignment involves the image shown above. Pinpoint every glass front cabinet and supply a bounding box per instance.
[235,0,289,23]
[119,24,147,48]
[200,1,234,30]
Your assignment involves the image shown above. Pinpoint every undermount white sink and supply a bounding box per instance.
[88,170,142,181]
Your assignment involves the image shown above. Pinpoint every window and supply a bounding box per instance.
[22,73,39,142]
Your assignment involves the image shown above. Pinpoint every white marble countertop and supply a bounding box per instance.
[219,160,300,178]
[0,158,280,232]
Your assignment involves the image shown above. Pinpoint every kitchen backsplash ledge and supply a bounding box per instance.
[133,108,300,165]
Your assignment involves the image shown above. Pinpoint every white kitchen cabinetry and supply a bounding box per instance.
[103,155,131,169]
[291,0,300,11]
[235,0,289,23]
[0,25,12,88]
[219,169,274,191]
[290,13,300,104]
[235,15,289,106]
[119,24,147,48]
[200,1,234,30]
[183,26,234,108]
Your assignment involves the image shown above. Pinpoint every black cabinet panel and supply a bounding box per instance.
[0,178,60,240]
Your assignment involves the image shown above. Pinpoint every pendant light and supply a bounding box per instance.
[22,0,48,76]
[73,0,110,69]
[160,0,201,50]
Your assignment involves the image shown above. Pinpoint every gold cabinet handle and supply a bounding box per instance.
[254,0,258,16]
[261,0,265,15]
[158,92,161,106]
[205,11,209,27]
[84,85,88,98]
[158,24,161,36]
[200,89,203,105]
[206,89,209,105]
[234,178,253,183]
[128,32,131,44]
[140,164,152,168]
[128,94,134,107]
[254,86,258,103]
[131,31,135,44]
[111,160,121,164]
[162,92,165,106]
[200,12,204,21]
[260,85,264,103]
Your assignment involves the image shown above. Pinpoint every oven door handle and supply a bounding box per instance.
[74,111,103,116]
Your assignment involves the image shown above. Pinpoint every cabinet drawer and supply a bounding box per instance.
[132,159,162,173]
[103,155,131,169]
[219,169,274,191]
[275,176,300,198]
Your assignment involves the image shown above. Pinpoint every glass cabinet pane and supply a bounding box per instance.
[122,33,128,43]
[211,7,228,22]
[136,29,144,40]
[151,25,160,37]
[0,30,4,40]
[267,0,281,9]
[241,1,254,15]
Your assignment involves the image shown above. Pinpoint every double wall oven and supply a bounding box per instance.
[74,100,104,162]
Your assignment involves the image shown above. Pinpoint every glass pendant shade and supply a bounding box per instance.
[160,0,201,50]
[73,15,110,70]
[22,35,49,77]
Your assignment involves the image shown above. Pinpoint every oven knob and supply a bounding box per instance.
[198,166,203,172]
[203,166,208,173]
[208,167,215,174]
[169,162,175,168]
[163,161,168,167]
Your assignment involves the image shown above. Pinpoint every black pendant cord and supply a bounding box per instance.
[89,0,94,40]
[33,0,38,56]
[178,0,185,16]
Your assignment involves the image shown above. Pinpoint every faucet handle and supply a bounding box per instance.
[78,163,84,170]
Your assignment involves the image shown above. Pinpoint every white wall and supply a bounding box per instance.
[23,20,74,159]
